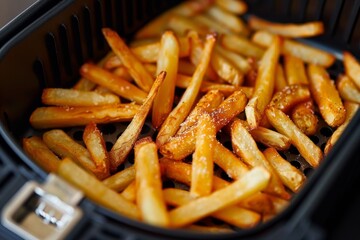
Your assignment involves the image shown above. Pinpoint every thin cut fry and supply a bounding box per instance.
[190,113,215,197]
[215,0,247,15]
[30,104,140,129]
[337,74,360,104]
[266,106,323,167]
[263,148,305,193]
[156,35,216,146]
[83,122,111,180]
[168,15,208,36]
[291,101,318,136]
[274,64,287,92]
[215,44,251,74]
[211,50,244,86]
[23,136,61,173]
[324,101,359,155]
[248,16,324,38]
[102,28,154,92]
[163,188,261,229]
[252,31,335,67]
[169,167,270,228]
[221,34,264,59]
[110,72,166,172]
[231,119,291,199]
[102,166,135,192]
[284,54,308,85]
[193,15,232,35]
[308,64,346,127]
[134,137,169,226]
[245,36,281,129]
[42,88,120,107]
[152,31,179,129]
[58,158,140,219]
[250,126,291,151]
[269,84,311,112]
[80,63,147,104]
[343,51,360,89]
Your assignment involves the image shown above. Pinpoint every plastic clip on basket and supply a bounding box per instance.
[1,0,360,239]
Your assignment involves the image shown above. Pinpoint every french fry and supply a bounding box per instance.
[284,54,308,85]
[245,36,281,129]
[211,50,244,86]
[291,101,318,136]
[164,188,261,229]
[102,166,135,192]
[168,167,270,228]
[190,113,215,197]
[193,15,232,35]
[168,15,208,36]
[80,63,147,104]
[308,64,346,127]
[121,180,136,202]
[30,104,140,129]
[252,31,335,67]
[250,126,291,151]
[42,129,98,176]
[185,225,233,233]
[215,0,247,15]
[134,137,169,226]
[221,34,264,59]
[207,5,249,36]
[274,64,287,92]
[160,90,247,160]
[337,74,360,104]
[102,28,154,92]
[23,136,61,173]
[83,122,110,180]
[263,148,305,193]
[58,158,140,219]
[265,106,323,167]
[215,44,251,74]
[176,90,224,135]
[41,88,120,107]
[231,119,291,199]
[110,72,166,172]
[324,101,359,155]
[178,59,196,76]
[152,31,179,129]
[343,51,360,89]
[248,16,324,38]
[269,84,311,112]
[156,35,216,146]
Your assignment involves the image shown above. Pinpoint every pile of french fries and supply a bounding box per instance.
[23,0,360,232]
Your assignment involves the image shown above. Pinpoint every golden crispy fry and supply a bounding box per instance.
[176,90,224,135]
[245,36,281,129]
[93,86,119,97]
[343,51,360,89]
[102,166,135,192]
[215,0,247,15]
[274,64,287,92]
[102,28,154,92]
[263,148,305,193]
[152,31,179,129]
[156,35,216,146]
[168,15,208,36]
[215,44,251,74]
[160,90,247,160]
[168,167,270,228]
[23,136,61,173]
[134,137,169,226]
[291,101,318,136]
[83,122,110,180]
[30,104,140,129]
[248,16,324,38]
[164,188,261,229]
[266,106,323,167]
[231,119,291,199]
[190,113,215,197]
[269,84,311,112]
[251,126,291,151]
[58,158,139,219]
[308,64,346,127]
[252,31,335,67]
[112,66,134,81]
[42,129,98,176]
[159,158,274,214]
[80,63,147,104]
[41,88,120,107]
[284,54,308,85]
[221,34,264,59]
[110,72,166,172]
[337,74,360,104]
[324,101,359,155]
[207,5,249,36]
[211,50,244,86]
[121,181,136,202]
[193,15,232,35]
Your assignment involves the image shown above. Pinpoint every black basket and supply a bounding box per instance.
[1,0,360,239]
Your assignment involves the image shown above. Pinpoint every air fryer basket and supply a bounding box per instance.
[1,0,360,239]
